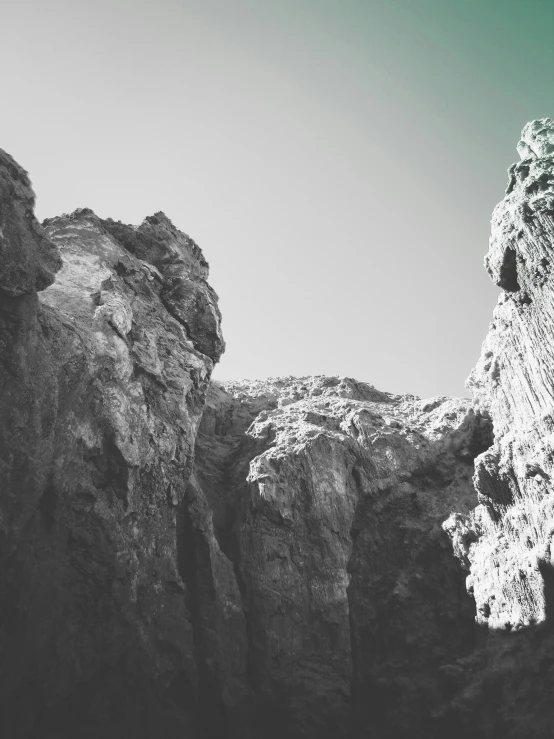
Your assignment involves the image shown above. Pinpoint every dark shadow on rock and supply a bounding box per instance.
[347,511,479,739]
[428,563,554,739]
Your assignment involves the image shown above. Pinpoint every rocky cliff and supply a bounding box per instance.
[460,118,554,631]
[190,377,489,738]
[2,120,554,739]
[0,149,224,738]
[436,118,554,738]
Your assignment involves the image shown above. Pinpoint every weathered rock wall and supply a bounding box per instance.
[444,119,554,630]
[4,119,554,739]
[191,376,490,738]
[0,149,223,737]
[439,118,554,738]
[0,140,498,737]
[458,119,554,631]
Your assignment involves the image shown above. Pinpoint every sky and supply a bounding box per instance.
[2,0,553,398]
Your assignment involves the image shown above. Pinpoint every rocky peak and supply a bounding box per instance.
[189,375,489,737]
[0,157,224,737]
[516,117,554,160]
[486,117,554,297]
[40,206,224,362]
[0,148,61,296]
[102,211,209,279]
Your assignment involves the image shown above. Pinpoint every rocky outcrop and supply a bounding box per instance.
[190,376,491,738]
[5,119,554,739]
[449,118,554,631]
[0,149,223,737]
[439,118,554,737]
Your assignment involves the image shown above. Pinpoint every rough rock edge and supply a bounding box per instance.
[191,374,490,737]
[448,118,554,632]
[0,153,224,738]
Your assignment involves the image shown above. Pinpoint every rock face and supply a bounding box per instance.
[191,376,490,738]
[0,148,223,737]
[439,118,554,738]
[456,117,554,631]
[4,119,554,739]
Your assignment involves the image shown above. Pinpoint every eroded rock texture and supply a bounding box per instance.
[440,118,554,738]
[5,119,554,739]
[451,118,554,631]
[0,149,223,737]
[190,376,489,738]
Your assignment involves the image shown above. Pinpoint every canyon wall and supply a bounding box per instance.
[0,148,224,738]
[459,118,554,631]
[438,118,554,738]
[190,377,489,738]
[2,119,554,738]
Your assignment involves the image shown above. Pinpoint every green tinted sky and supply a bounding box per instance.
[3,0,553,397]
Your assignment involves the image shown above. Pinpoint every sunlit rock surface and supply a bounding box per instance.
[439,118,554,738]
[4,119,554,738]
[0,149,223,737]
[450,118,554,632]
[191,376,489,737]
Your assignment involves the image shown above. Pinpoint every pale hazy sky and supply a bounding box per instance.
[2,0,553,397]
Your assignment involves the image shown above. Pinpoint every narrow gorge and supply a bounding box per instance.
[2,120,554,738]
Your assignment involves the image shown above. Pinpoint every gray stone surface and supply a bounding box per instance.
[450,117,554,632]
[440,118,554,738]
[3,120,554,738]
[0,152,222,737]
[192,376,488,737]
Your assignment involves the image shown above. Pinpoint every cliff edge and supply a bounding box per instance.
[0,151,223,737]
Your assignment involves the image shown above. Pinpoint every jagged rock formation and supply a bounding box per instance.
[3,119,554,739]
[0,149,223,738]
[190,376,490,738]
[436,118,554,737]
[454,117,554,630]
